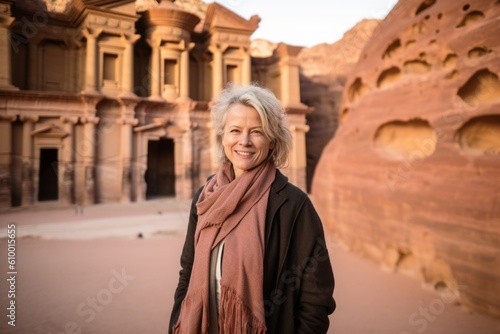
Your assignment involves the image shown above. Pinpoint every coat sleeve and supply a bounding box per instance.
[168,187,202,333]
[295,197,336,333]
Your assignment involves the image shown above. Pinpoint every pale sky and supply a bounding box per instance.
[204,0,398,47]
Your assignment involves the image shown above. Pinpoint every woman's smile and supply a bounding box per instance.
[235,150,253,156]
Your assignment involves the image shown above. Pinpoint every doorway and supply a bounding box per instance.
[145,138,175,199]
[38,148,58,201]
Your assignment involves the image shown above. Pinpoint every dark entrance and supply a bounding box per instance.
[146,138,175,199]
[38,148,58,201]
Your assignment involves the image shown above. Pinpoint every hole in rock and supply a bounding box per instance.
[456,115,500,155]
[418,21,428,34]
[457,69,500,105]
[416,0,437,15]
[340,108,349,124]
[445,70,459,80]
[374,119,437,160]
[383,39,402,59]
[437,13,443,19]
[457,11,485,28]
[406,39,417,48]
[443,53,458,68]
[348,78,370,103]
[463,4,470,11]
[468,46,491,58]
[429,39,437,46]
[396,251,421,276]
[377,67,401,88]
[435,281,447,291]
[404,59,431,74]
[409,21,428,34]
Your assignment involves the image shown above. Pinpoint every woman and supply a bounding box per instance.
[169,84,335,333]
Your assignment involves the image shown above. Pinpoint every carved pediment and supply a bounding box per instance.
[205,2,260,34]
[31,124,69,138]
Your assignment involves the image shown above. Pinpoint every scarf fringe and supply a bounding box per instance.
[172,290,209,334]
[219,285,267,334]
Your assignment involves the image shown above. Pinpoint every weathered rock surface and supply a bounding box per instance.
[312,0,500,317]
[299,20,380,191]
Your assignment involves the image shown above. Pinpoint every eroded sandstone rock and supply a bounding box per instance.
[312,0,500,317]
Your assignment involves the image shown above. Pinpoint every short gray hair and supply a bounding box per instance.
[211,83,292,168]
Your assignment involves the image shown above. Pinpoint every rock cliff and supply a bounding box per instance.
[299,19,380,191]
[312,0,500,317]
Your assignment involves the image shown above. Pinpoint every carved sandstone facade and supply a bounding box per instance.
[0,0,309,209]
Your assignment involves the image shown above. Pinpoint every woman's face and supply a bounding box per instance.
[222,103,274,178]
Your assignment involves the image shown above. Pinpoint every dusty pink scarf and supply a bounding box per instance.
[173,160,276,334]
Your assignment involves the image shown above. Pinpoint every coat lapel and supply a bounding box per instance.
[265,170,288,249]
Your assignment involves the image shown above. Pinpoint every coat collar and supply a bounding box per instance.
[271,169,288,193]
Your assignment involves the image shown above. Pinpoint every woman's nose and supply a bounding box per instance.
[239,132,252,146]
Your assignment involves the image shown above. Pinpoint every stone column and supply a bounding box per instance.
[120,119,133,203]
[131,106,145,202]
[148,38,162,100]
[0,115,16,208]
[178,47,190,101]
[82,28,103,94]
[61,116,78,205]
[210,44,224,98]
[76,95,100,206]
[286,62,302,107]
[120,33,140,97]
[287,120,309,192]
[173,135,183,198]
[0,8,17,90]
[277,44,303,107]
[176,101,194,198]
[280,61,291,105]
[207,120,218,173]
[19,115,38,206]
[132,130,147,202]
[83,116,98,205]
[118,99,139,203]
[74,123,84,206]
[241,47,251,85]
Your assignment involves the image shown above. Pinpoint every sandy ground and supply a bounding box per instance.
[0,199,499,334]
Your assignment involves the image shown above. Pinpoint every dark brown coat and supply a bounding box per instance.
[169,170,335,333]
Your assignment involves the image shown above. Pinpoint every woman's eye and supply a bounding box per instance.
[230,129,239,133]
